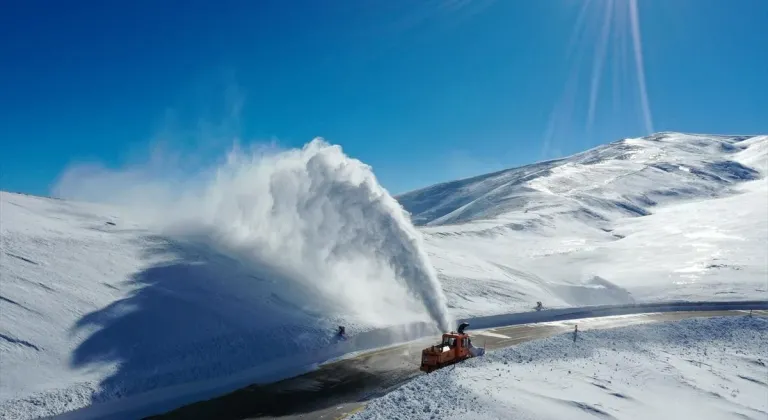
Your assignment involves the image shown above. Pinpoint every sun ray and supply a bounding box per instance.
[587,0,614,133]
[620,0,631,114]
[542,63,582,159]
[612,0,625,114]
[566,0,595,62]
[544,0,656,157]
[629,0,654,133]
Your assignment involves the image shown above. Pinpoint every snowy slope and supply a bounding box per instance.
[352,315,768,420]
[398,133,768,317]
[0,192,354,418]
[0,195,150,417]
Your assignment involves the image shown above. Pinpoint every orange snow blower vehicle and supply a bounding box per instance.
[419,322,484,372]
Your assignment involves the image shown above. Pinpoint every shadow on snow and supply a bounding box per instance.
[69,235,337,402]
[68,235,437,417]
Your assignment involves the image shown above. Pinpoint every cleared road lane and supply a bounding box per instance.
[148,309,767,420]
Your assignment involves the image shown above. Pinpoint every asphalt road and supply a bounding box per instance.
[148,309,766,420]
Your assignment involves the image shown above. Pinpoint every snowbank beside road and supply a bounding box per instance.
[352,315,768,420]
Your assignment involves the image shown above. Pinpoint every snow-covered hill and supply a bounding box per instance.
[0,132,766,418]
[399,132,768,317]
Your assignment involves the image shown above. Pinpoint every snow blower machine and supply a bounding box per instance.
[419,322,485,373]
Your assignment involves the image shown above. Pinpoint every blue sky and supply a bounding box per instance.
[2,0,766,196]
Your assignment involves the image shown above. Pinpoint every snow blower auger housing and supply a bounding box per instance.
[419,322,483,373]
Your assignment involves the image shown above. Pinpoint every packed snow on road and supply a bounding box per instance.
[1,132,766,418]
[351,315,768,420]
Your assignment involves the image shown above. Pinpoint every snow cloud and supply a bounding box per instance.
[53,138,454,332]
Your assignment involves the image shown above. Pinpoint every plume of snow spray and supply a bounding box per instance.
[55,138,453,332]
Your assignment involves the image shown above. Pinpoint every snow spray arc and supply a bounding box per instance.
[201,139,453,331]
[54,138,453,331]
[166,138,451,332]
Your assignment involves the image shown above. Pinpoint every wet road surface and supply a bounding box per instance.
[148,310,767,420]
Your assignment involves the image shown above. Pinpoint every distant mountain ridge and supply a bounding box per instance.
[397,132,765,227]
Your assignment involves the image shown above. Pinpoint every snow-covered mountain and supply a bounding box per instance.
[400,133,764,226]
[0,132,766,419]
[400,132,767,317]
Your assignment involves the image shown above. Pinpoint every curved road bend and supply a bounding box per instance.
[148,309,767,420]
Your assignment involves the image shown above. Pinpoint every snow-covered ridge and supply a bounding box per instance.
[400,133,767,318]
[398,132,766,227]
[352,315,768,420]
